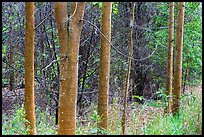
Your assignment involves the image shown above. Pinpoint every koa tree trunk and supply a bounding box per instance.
[98,2,112,134]
[54,2,85,135]
[25,2,36,135]
[166,2,174,113]
[172,2,185,116]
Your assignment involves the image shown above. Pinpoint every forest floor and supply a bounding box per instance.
[2,87,25,115]
[2,84,202,135]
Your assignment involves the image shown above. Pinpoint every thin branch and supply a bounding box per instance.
[35,11,54,30]
[138,44,157,61]
[135,24,168,32]
[41,59,59,71]
[82,19,158,62]
[63,2,78,24]
[78,90,97,95]
[80,33,92,47]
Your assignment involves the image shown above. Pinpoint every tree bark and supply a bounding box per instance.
[122,2,135,135]
[54,2,85,135]
[172,2,185,116]
[25,2,36,135]
[166,2,174,113]
[98,2,112,134]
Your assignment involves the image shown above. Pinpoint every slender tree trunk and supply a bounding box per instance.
[54,2,68,130]
[182,56,190,94]
[121,2,135,135]
[166,2,174,113]
[9,18,14,91]
[172,2,185,116]
[54,2,85,135]
[98,2,112,134]
[9,48,14,91]
[25,2,36,135]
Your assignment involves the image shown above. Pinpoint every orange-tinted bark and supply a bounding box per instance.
[54,3,68,134]
[166,2,174,113]
[25,2,36,135]
[172,2,185,115]
[54,2,85,135]
[98,2,112,133]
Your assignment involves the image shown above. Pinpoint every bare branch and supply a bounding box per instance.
[35,11,53,30]
[42,60,59,71]
[82,19,158,62]
[63,2,78,24]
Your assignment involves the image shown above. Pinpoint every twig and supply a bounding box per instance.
[35,11,54,30]
[138,44,157,61]
[62,2,78,26]
[81,19,157,62]
[42,59,59,71]
[80,33,92,47]
[78,90,97,94]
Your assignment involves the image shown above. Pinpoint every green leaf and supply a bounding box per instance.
[85,84,89,89]
[132,95,144,100]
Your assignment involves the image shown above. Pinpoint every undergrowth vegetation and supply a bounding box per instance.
[2,86,202,135]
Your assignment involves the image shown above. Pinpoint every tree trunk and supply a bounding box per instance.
[121,2,135,135]
[98,2,112,134]
[172,2,185,116]
[25,2,36,135]
[9,48,14,91]
[9,15,14,91]
[166,2,174,113]
[182,56,190,94]
[54,2,68,129]
[54,2,85,135]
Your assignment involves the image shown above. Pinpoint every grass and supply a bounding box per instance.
[2,85,202,135]
[2,104,57,135]
[2,105,29,135]
[124,85,202,135]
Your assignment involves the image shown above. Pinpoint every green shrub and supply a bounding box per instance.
[2,105,56,135]
[2,86,202,135]
[2,104,29,135]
